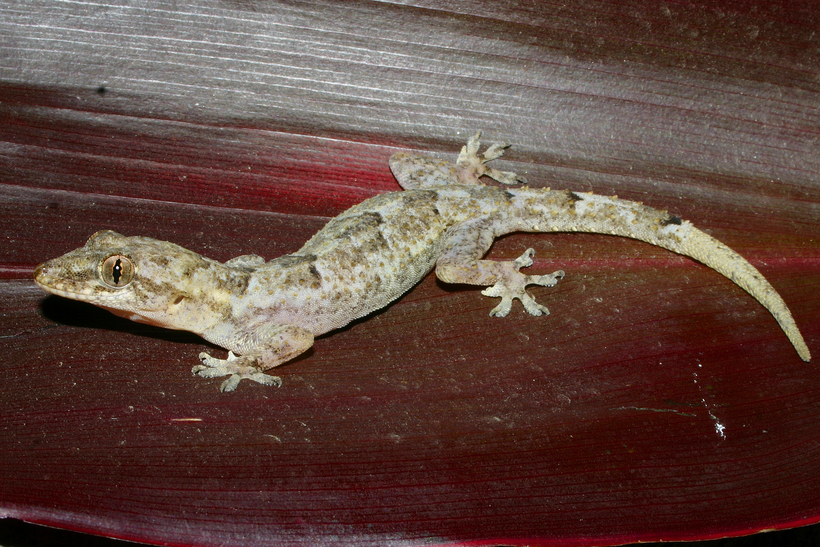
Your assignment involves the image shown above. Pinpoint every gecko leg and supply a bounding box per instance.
[193,324,314,391]
[455,130,526,186]
[388,130,525,189]
[436,218,564,317]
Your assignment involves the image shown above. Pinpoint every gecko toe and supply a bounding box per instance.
[513,248,535,268]
[220,372,282,391]
[249,373,283,388]
[520,293,550,316]
[486,294,514,317]
[220,375,241,392]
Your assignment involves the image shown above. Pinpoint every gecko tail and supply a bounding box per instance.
[519,189,810,361]
[672,227,810,362]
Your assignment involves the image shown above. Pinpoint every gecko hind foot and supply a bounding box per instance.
[193,351,283,392]
[456,130,526,186]
[481,249,565,317]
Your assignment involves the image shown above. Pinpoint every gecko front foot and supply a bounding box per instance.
[193,351,283,392]
[481,249,565,317]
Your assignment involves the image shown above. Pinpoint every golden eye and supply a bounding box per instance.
[101,255,135,288]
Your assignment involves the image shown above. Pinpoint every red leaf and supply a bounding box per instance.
[1,1,818,546]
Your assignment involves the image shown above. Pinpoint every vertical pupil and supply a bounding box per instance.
[112,259,122,284]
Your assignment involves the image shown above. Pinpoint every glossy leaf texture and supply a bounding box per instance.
[1,1,818,546]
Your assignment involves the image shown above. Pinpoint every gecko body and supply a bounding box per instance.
[34,132,811,391]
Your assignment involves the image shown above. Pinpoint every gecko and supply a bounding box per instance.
[34,132,811,391]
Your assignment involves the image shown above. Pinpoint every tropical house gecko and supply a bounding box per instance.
[34,132,811,391]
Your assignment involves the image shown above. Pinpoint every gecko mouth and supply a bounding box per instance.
[34,277,92,302]
[33,263,99,303]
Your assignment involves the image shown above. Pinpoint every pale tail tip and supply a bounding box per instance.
[798,347,811,362]
[794,339,811,362]
[784,324,810,362]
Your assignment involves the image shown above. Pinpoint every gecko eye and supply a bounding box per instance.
[100,255,135,288]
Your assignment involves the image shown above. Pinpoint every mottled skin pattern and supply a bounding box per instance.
[34,132,811,391]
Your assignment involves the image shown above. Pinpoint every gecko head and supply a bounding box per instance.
[34,230,222,327]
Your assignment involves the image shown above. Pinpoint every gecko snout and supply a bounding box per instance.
[33,262,48,282]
